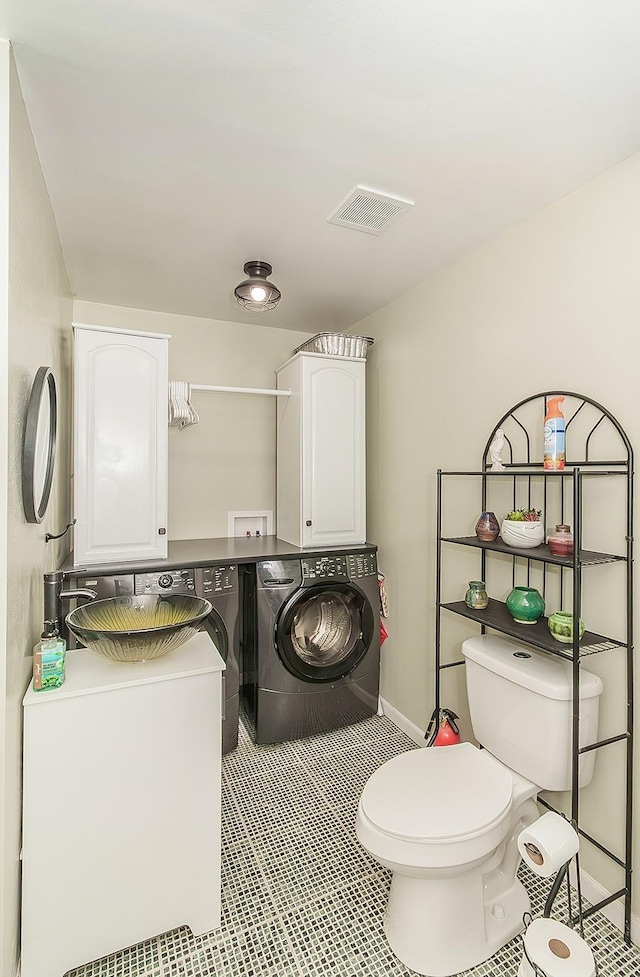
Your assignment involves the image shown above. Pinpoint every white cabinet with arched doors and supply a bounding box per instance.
[72,323,170,567]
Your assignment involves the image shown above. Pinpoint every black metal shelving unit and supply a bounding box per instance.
[434,391,634,944]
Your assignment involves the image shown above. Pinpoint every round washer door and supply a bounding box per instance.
[275,582,375,682]
[201,608,228,663]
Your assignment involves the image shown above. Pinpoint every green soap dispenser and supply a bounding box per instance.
[33,620,66,692]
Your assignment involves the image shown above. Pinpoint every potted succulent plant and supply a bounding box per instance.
[501,507,545,548]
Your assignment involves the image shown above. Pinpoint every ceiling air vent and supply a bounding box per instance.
[326,185,414,235]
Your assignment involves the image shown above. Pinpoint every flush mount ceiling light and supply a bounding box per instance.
[234,260,281,313]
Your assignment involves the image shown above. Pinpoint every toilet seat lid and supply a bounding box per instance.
[360,743,513,842]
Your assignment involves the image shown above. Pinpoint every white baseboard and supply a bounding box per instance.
[378,699,640,950]
[378,697,426,748]
[569,864,640,948]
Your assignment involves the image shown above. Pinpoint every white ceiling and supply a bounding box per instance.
[3,1,640,333]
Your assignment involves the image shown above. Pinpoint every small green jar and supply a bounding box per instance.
[506,586,545,624]
[548,610,585,643]
[465,581,489,610]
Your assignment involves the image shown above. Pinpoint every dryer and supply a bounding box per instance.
[244,550,380,744]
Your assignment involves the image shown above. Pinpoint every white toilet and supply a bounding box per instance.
[356,634,603,977]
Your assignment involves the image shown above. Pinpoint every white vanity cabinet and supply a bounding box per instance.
[276,352,366,547]
[21,633,224,977]
[73,323,170,567]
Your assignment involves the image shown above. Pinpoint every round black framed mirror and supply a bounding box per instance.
[22,366,57,524]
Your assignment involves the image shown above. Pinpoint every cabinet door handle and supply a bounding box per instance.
[306,520,312,526]
[158,528,167,535]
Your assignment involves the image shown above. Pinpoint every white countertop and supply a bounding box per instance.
[23,631,224,706]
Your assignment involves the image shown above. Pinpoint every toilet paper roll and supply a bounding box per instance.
[521,918,596,977]
[517,812,580,879]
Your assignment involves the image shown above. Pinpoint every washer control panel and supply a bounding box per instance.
[301,552,377,580]
[347,553,377,579]
[134,568,196,595]
[74,574,134,599]
[302,555,349,580]
[196,565,237,596]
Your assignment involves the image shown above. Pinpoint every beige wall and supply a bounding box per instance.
[0,40,10,977]
[358,152,640,922]
[72,301,310,541]
[1,49,73,975]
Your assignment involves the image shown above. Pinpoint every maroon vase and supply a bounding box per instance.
[475,511,499,542]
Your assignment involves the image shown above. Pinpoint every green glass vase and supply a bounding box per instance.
[506,586,545,625]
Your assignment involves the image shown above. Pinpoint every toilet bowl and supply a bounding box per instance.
[356,635,603,976]
[356,742,540,977]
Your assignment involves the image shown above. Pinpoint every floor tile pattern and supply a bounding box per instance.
[66,713,640,976]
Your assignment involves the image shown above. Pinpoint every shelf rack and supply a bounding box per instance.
[434,391,634,944]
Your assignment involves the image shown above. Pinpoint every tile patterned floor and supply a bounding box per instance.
[66,713,640,976]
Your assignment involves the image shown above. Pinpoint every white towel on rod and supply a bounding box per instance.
[168,381,200,429]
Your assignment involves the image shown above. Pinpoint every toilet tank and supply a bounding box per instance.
[462,634,603,791]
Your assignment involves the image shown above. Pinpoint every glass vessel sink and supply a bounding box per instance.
[66,594,213,662]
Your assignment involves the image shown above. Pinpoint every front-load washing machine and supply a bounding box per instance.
[72,566,240,754]
[243,549,380,744]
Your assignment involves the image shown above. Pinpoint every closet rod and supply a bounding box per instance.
[189,384,291,397]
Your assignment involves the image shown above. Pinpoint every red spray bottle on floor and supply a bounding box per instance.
[543,396,565,470]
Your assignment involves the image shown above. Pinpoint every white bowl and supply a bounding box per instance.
[501,519,545,549]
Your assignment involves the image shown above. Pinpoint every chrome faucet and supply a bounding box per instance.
[43,571,97,634]
[59,588,98,601]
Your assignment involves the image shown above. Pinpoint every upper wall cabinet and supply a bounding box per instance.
[276,352,366,548]
[73,324,170,567]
